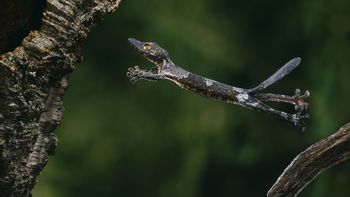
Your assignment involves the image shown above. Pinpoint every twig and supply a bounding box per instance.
[268,122,350,197]
[127,38,310,130]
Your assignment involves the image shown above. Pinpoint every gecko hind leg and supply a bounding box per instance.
[245,98,309,132]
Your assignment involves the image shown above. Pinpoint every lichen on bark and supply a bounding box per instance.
[0,0,121,196]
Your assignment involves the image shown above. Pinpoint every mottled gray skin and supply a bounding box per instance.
[128,38,169,65]
[127,38,309,131]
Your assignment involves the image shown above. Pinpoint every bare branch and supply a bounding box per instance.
[268,122,350,197]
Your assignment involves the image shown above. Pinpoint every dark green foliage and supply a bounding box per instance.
[33,0,350,196]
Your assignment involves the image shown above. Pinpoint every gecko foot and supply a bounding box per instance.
[127,66,164,82]
[127,66,144,83]
[294,89,310,112]
[292,112,310,132]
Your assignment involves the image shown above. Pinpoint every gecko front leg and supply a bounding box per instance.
[127,66,165,82]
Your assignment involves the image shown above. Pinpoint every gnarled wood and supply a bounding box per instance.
[268,122,350,197]
[0,0,121,196]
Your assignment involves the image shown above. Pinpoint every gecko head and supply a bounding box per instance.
[128,38,169,65]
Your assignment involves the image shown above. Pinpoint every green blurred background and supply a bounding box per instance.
[33,0,350,196]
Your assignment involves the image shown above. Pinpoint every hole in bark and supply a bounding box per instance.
[0,0,47,54]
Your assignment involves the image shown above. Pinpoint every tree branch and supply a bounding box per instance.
[0,0,121,196]
[268,122,350,197]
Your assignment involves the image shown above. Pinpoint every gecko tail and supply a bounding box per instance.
[247,57,301,93]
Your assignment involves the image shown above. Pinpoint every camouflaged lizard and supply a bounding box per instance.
[127,38,310,131]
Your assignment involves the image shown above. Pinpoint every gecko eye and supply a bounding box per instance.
[143,44,152,51]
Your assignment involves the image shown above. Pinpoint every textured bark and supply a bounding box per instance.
[268,122,350,197]
[1,1,349,196]
[0,0,46,54]
[0,0,121,196]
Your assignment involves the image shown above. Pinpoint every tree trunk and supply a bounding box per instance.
[0,0,121,196]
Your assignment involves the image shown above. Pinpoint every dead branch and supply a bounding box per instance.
[268,122,350,197]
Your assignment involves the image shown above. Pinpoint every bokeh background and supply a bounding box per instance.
[33,0,350,196]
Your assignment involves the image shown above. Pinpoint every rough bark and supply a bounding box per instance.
[0,0,46,54]
[268,122,350,197]
[0,0,121,196]
[1,1,349,196]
